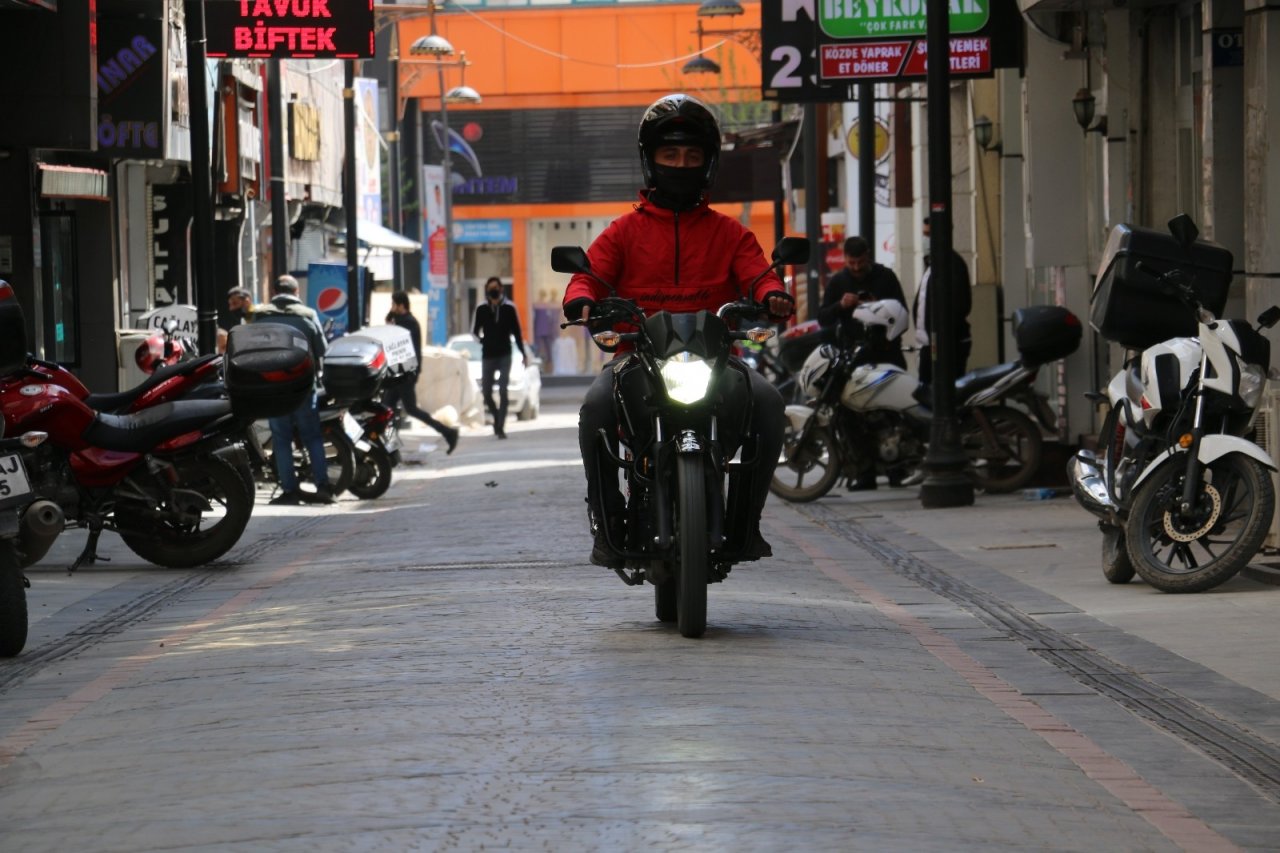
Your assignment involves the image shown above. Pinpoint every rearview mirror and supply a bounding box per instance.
[1258,306,1280,329]
[551,246,590,275]
[772,237,810,266]
[1168,214,1199,249]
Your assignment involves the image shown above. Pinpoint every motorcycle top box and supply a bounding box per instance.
[324,326,418,404]
[1012,305,1082,366]
[224,323,315,419]
[1091,222,1233,349]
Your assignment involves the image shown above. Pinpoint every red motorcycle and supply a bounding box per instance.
[0,287,254,575]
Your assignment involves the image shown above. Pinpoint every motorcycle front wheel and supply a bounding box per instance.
[771,422,841,503]
[1125,453,1274,593]
[676,454,708,639]
[116,457,253,568]
[962,405,1043,493]
[348,445,394,500]
[0,540,28,657]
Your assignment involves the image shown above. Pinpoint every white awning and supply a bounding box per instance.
[356,219,421,253]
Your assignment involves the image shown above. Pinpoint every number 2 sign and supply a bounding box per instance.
[762,0,853,103]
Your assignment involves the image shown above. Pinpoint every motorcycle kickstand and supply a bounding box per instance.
[68,521,109,575]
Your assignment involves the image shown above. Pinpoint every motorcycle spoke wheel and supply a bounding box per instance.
[962,406,1043,493]
[1125,454,1274,593]
[116,458,253,569]
[770,423,841,503]
[348,446,394,500]
[0,540,28,657]
[676,455,708,638]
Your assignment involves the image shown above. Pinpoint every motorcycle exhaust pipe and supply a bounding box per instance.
[18,499,65,568]
[1067,451,1118,520]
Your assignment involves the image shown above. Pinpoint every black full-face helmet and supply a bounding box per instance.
[637,93,721,192]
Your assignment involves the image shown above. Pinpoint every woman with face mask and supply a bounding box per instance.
[471,276,527,439]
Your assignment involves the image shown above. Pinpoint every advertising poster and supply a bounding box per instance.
[354,77,382,226]
[422,165,448,345]
[307,262,363,340]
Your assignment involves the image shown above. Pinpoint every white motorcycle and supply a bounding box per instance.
[1068,214,1280,592]
[771,299,1079,501]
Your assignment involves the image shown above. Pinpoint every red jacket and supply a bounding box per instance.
[563,193,787,318]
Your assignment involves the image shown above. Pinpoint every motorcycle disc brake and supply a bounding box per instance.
[1161,483,1222,542]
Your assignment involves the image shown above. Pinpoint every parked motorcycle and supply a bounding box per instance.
[771,300,1080,501]
[1068,214,1278,592]
[0,428,63,657]
[552,236,810,639]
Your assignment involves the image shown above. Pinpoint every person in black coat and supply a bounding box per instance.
[818,235,908,369]
[471,277,527,439]
[912,216,972,386]
[386,291,459,454]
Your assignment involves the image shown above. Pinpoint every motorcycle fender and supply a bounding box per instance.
[1131,435,1278,491]
[783,403,815,434]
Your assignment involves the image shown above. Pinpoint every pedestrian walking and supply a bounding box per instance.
[253,274,334,505]
[385,290,459,454]
[471,276,527,439]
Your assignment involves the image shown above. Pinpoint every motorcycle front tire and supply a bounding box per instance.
[1100,523,1136,584]
[770,423,841,503]
[962,405,1043,494]
[117,458,253,569]
[1125,453,1274,593]
[0,540,28,657]
[348,445,394,500]
[676,454,708,639]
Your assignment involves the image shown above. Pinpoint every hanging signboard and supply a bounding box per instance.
[203,0,374,59]
[761,0,851,103]
[815,0,1022,84]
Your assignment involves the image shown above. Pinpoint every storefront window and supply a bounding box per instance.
[39,212,80,366]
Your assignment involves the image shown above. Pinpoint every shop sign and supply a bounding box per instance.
[1212,29,1243,68]
[150,183,192,307]
[761,0,851,103]
[820,36,991,79]
[204,0,374,59]
[290,101,321,161]
[452,220,513,245]
[819,0,989,39]
[97,16,165,157]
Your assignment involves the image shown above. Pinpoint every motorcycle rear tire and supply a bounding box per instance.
[963,405,1043,494]
[293,430,355,496]
[0,540,28,657]
[117,458,253,569]
[770,423,841,503]
[1100,523,1136,584]
[1125,453,1274,593]
[348,445,394,500]
[677,454,708,639]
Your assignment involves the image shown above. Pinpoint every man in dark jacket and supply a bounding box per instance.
[818,235,908,368]
[386,290,458,453]
[562,93,794,568]
[471,276,526,439]
[913,216,972,385]
[252,275,333,505]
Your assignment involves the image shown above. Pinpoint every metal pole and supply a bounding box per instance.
[185,0,217,356]
[344,61,362,333]
[267,60,288,285]
[772,105,785,249]
[803,102,822,321]
[919,0,974,508]
[436,61,455,337]
[858,81,876,258]
[388,27,404,290]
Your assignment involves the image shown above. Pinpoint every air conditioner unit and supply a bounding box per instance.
[1256,385,1280,550]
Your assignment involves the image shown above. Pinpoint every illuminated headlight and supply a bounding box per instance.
[1239,364,1267,408]
[660,353,713,404]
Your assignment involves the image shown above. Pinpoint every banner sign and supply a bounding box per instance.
[204,0,374,59]
[97,16,166,157]
[150,182,192,307]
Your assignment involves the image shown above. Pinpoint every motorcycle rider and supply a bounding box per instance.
[562,93,795,569]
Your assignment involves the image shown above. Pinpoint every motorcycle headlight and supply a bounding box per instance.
[659,353,713,405]
[1239,363,1266,409]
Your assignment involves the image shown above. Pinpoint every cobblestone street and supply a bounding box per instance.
[2,383,1279,851]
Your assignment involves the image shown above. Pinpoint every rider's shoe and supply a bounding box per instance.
[847,474,878,491]
[590,527,625,569]
[736,529,774,562]
[269,490,304,506]
[302,485,336,505]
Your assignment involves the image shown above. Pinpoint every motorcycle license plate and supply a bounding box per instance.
[342,412,364,442]
[0,453,32,507]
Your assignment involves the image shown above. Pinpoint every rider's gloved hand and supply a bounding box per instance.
[763,291,795,321]
[564,297,595,323]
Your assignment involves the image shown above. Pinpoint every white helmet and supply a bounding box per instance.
[851,299,909,342]
[798,343,840,398]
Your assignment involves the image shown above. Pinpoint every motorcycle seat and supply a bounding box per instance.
[84,355,221,413]
[912,361,1024,407]
[81,399,235,453]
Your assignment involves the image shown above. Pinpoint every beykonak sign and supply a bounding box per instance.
[204,0,374,59]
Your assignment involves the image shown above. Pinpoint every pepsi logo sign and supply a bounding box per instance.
[316,287,347,317]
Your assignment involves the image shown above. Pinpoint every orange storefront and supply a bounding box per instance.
[397,3,784,372]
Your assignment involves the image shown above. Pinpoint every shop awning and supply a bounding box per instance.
[356,219,421,253]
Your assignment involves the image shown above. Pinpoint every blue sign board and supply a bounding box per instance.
[453,219,513,244]
[426,284,449,346]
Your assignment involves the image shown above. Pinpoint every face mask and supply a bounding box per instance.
[487,290,502,301]
[651,164,705,211]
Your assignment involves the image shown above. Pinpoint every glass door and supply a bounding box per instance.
[39,212,80,366]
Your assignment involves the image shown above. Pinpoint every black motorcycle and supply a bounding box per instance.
[553,237,809,638]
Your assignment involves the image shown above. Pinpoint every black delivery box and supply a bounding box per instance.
[224,323,315,419]
[1013,305,1082,366]
[1090,223,1233,349]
